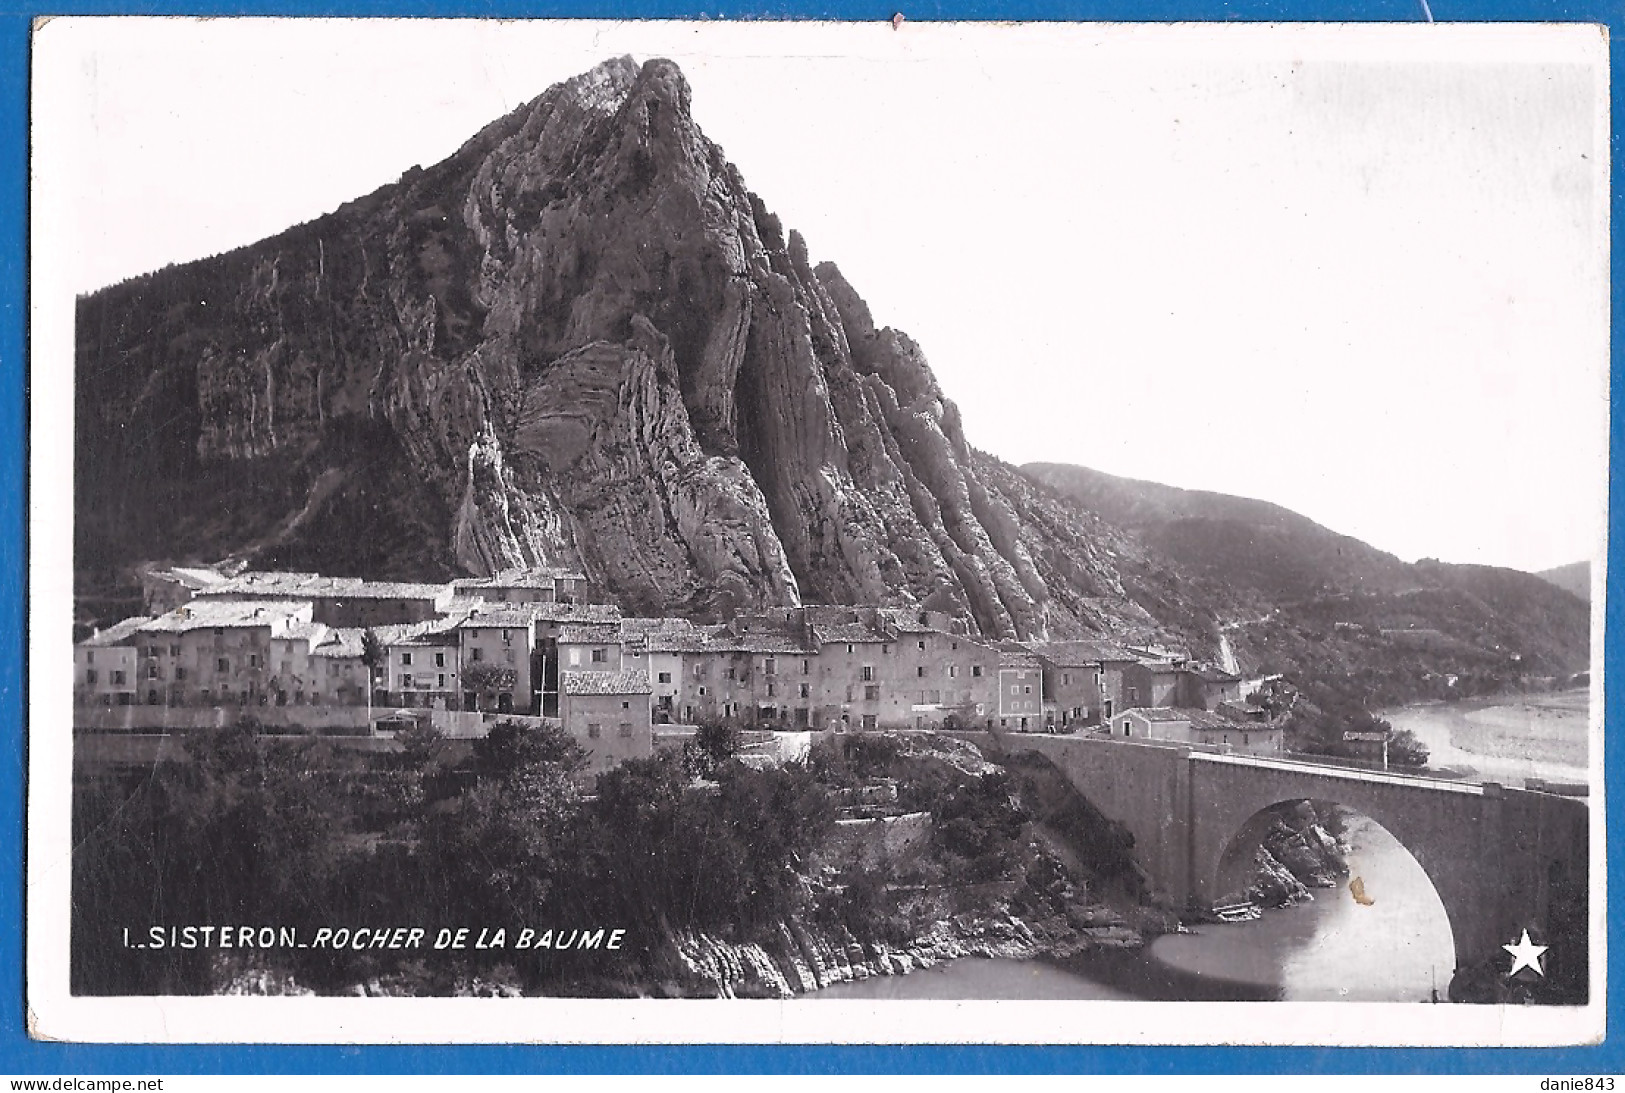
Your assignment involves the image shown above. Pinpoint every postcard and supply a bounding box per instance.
[26,17,1609,1045]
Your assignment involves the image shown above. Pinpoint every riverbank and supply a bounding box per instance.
[1384,687,1590,785]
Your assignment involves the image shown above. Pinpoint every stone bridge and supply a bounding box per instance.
[970,733,1589,974]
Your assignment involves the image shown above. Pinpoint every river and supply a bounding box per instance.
[813,690,1587,1002]
[1382,688,1590,787]
[814,814,1453,1002]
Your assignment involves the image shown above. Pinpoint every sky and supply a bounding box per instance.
[34,19,1610,574]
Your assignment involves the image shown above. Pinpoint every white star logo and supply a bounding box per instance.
[1503,928,1549,977]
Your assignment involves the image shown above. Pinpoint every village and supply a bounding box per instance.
[72,564,1289,777]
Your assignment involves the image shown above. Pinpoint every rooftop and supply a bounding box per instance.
[470,565,587,586]
[811,622,888,646]
[309,628,366,660]
[458,603,545,629]
[138,599,313,633]
[560,669,653,696]
[528,602,622,624]
[78,616,154,647]
[557,622,624,645]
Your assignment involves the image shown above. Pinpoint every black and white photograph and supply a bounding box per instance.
[28,18,1608,1045]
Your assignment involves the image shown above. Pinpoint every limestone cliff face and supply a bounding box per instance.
[75,56,1186,639]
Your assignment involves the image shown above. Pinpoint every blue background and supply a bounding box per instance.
[0,0,1618,1074]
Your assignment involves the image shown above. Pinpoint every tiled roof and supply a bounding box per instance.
[812,623,888,645]
[79,616,154,647]
[271,618,327,642]
[457,604,544,629]
[1026,639,1136,665]
[1129,707,1193,722]
[138,600,312,633]
[454,566,587,590]
[874,608,938,634]
[309,628,366,659]
[557,622,623,645]
[1191,665,1243,683]
[376,620,460,647]
[329,581,451,600]
[560,669,652,696]
[528,603,622,623]
[203,572,348,598]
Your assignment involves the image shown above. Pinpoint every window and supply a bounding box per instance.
[619,722,633,738]
[147,664,159,680]
[802,659,810,674]
[622,701,630,710]
[951,641,958,651]
[764,658,776,676]
[249,654,260,668]
[882,644,890,655]
[170,644,181,657]
[1128,688,1139,703]
[471,647,484,662]
[502,629,512,642]
[692,663,706,679]
[916,666,925,678]
[588,724,601,739]
[799,683,809,699]
[401,652,413,666]
[698,686,707,696]
[865,685,879,702]
[845,644,854,654]
[591,648,607,663]
[217,658,229,673]
[86,651,95,665]
[85,669,97,685]
[1063,673,1070,686]
[727,667,737,681]
[111,670,125,685]
[766,683,776,698]
[861,714,877,730]
[918,640,926,651]
[403,674,414,689]
[175,667,187,682]
[658,671,672,684]
[437,674,446,688]
[146,645,159,658]
[861,665,874,681]
[505,649,515,664]
[1024,685,1032,694]
[972,666,983,677]
[949,665,958,678]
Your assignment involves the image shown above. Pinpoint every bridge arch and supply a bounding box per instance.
[1207,797,1457,966]
[976,733,1587,980]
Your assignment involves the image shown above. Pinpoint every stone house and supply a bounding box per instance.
[996,647,1044,731]
[306,628,370,707]
[132,599,314,707]
[73,616,150,706]
[266,617,329,707]
[558,669,654,775]
[456,603,539,714]
[378,619,463,710]
[1110,706,1285,757]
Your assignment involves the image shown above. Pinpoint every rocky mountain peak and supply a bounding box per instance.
[75,56,1192,643]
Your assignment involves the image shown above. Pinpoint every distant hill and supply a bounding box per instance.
[1023,463,1413,599]
[1025,461,1592,698]
[1537,561,1591,603]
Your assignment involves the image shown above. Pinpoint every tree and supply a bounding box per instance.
[473,719,588,783]
[682,719,741,779]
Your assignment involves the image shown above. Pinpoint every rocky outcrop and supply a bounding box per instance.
[1237,804,1350,908]
[75,56,1206,643]
[673,909,1140,999]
